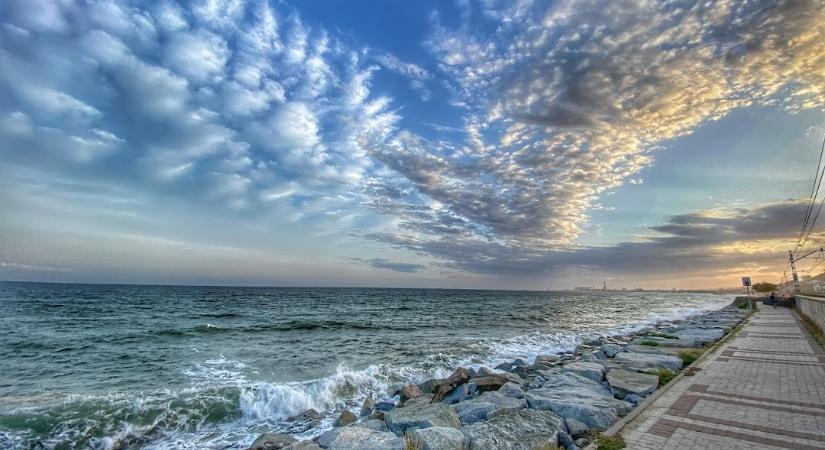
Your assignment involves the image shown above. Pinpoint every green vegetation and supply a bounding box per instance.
[403,433,422,450]
[639,339,659,346]
[645,368,676,387]
[678,349,703,366]
[647,332,678,339]
[589,432,626,450]
[797,311,825,350]
[753,282,778,292]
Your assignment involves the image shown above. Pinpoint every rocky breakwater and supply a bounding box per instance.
[246,304,748,450]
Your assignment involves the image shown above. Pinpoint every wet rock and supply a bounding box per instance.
[475,366,496,377]
[359,397,374,417]
[534,354,559,366]
[601,344,623,358]
[614,352,683,372]
[467,375,509,393]
[315,427,403,450]
[606,369,659,399]
[561,361,605,383]
[461,409,564,450]
[565,418,588,438]
[368,410,385,421]
[558,430,576,450]
[625,394,643,404]
[286,409,323,433]
[574,437,589,448]
[494,362,512,371]
[512,358,528,367]
[248,433,298,450]
[333,410,357,427]
[441,383,472,405]
[375,401,396,411]
[453,401,497,425]
[418,378,446,394]
[525,372,630,430]
[398,384,423,403]
[408,426,465,450]
[497,382,523,399]
[432,368,471,402]
[383,401,461,435]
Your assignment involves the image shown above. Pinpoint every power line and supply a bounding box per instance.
[794,134,825,258]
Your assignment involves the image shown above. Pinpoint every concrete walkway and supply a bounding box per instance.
[615,308,825,449]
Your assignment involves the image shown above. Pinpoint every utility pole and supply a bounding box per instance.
[789,250,800,294]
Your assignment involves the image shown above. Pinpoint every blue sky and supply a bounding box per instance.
[0,0,823,289]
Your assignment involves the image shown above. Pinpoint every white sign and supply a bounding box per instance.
[742,276,751,287]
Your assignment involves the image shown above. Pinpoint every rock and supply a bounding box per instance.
[359,397,375,417]
[561,361,605,383]
[574,437,589,447]
[283,441,323,450]
[512,358,528,367]
[525,372,630,430]
[383,401,461,435]
[625,394,643,404]
[248,433,298,450]
[494,362,512,371]
[441,384,472,405]
[534,354,559,368]
[405,394,435,407]
[286,409,323,433]
[606,369,659,399]
[478,391,527,417]
[469,372,524,393]
[333,410,357,427]
[315,427,403,450]
[375,401,396,411]
[614,352,683,372]
[670,328,725,347]
[368,410,385,420]
[497,382,523,399]
[408,427,465,450]
[565,418,588,438]
[354,419,387,431]
[475,366,496,377]
[418,378,446,394]
[558,431,576,450]
[432,368,471,402]
[398,384,423,403]
[461,409,564,450]
[453,401,497,425]
[601,344,623,358]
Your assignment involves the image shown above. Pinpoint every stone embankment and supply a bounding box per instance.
[246,304,749,450]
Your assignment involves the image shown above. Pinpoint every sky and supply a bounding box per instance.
[0,0,824,290]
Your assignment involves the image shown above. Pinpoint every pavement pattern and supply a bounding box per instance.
[617,307,825,450]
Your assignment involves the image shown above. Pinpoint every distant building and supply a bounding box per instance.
[574,286,595,291]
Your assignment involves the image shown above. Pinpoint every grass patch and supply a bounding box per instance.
[644,368,676,387]
[678,349,703,366]
[589,432,626,450]
[639,340,659,346]
[797,310,825,350]
[647,332,678,339]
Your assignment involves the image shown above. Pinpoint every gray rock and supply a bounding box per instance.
[248,433,298,450]
[512,358,528,367]
[534,354,560,366]
[478,391,527,416]
[375,401,395,411]
[574,438,589,447]
[625,394,643,404]
[525,372,630,430]
[561,361,605,383]
[354,419,387,431]
[497,382,523,399]
[468,373,523,393]
[418,378,446,394]
[441,384,471,405]
[383,401,461,435]
[565,418,588,438]
[461,409,564,450]
[286,409,323,433]
[408,426,465,450]
[315,427,403,450]
[614,352,683,372]
[453,401,497,425]
[432,368,471,402]
[558,431,576,450]
[476,367,496,377]
[670,328,725,347]
[494,362,512,371]
[398,384,423,403]
[359,397,375,417]
[283,441,323,450]
[601,344,623,358]
[333,410,357,427]
[606,369,659,399]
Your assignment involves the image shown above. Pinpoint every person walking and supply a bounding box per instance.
[769,292,777,308]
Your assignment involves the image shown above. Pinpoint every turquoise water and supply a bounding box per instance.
[0,282,731,449]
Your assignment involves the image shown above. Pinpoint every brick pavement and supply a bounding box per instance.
[616,308,825,450]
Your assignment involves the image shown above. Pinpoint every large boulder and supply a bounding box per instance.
[614,352,683,372]
[601,344,623,358]
[432,368,471,402]
[286,409,323,433]
[353,419,387,431]
[383,401,461,435]
[461,409,565,450]
[468,373,524,393]
[606,369,659,399]
[525,372,630,430]
[419,378,446,394]
[359,397,375,417]
[398,384,424,404]
[408,426,465,450]
[478,391,527,417]
[561,361,605,383]
[453,401,497,425]
[248,433,298,450]
[315,427,403,450]
[441,383,473,405]
[333,410,357,427]
[283,441,323,450]
[565,418,588,438]
[497,382,523,399]
[670,328,725,347]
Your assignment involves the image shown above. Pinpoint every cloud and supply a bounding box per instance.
[375,52,432,100]
[352,257,426,273]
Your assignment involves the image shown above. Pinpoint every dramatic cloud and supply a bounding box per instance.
[364,0,825,272]
[352,257,426,273]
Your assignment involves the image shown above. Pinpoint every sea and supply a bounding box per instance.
[0,282,732,449]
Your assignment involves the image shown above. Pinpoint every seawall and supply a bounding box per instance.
[796,294,825,333]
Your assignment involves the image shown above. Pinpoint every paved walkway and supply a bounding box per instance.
[616,308,825,450]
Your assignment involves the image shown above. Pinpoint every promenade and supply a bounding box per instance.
[613,307,825,449]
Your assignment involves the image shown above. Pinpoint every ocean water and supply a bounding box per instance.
[0,282,732,449]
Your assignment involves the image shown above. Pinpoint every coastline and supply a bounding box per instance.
[240,301,750,450]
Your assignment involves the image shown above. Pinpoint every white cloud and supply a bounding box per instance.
[164,30,231,83]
